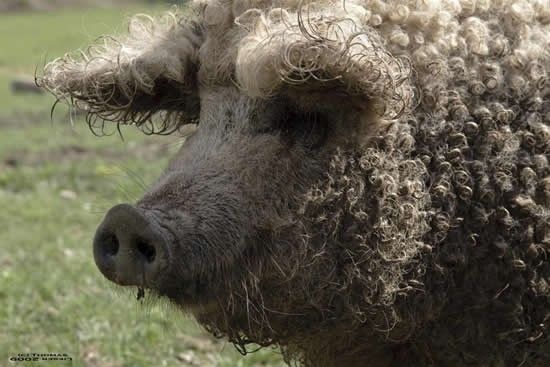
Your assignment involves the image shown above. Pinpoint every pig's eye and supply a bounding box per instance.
[277,107,331,149]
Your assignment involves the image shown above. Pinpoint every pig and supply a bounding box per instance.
[39,0,549,366]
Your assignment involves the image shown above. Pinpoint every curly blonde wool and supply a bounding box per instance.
[40,9,203,133]
[233,1,413,119]
[39,0,549,366]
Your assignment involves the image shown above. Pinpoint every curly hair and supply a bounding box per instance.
[39,0,549,366]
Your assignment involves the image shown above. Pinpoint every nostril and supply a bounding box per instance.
[104,234,119,256]
[94,203,168,287]
[136,239,156,263]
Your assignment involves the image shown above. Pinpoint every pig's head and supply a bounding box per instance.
[40,0,430,356]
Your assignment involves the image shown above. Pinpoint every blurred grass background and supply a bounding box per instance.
[0,2,284,366]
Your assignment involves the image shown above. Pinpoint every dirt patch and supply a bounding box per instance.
[0,111,53,128]
[177,333,220,353]
[0,0,142,12]
[81,345,122,367]
[1,139,176,169]
[11,77,44,95]
[81,336,223,367]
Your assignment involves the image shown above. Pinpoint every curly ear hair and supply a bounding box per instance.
[233,3,414,120]
[38,10,204,135]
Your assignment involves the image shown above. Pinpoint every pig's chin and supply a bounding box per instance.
[149,274,210,306]
[144,245,227,308]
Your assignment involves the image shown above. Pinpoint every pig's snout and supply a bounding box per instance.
[93,204,169,287]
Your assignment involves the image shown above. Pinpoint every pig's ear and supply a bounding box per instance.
[234,5,413,120]
[39,10,204,134]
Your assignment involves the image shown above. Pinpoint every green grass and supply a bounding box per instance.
[0,5,166,113]
[0,4,285,367]
[0,8,139,68]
